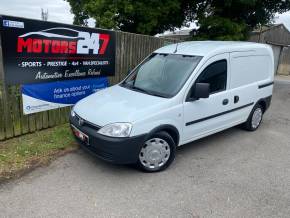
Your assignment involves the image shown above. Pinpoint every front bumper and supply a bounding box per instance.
[69,114,147,164]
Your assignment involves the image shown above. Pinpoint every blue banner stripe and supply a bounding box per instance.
[22,77,108,105]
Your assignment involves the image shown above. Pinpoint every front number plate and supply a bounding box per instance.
[71,125,89,145]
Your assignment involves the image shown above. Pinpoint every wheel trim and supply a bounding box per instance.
[251,107,262,129]
[139,138,170,170]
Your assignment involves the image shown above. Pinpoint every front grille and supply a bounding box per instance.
[76,137,114,161]
[74,113,101,131]
[87,146,114,161]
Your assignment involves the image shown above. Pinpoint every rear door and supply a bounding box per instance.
[183,53,235,143]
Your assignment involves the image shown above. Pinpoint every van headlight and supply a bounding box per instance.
[70,106,76,117]
[97,123,132,137]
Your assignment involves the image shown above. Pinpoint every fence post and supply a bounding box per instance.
[0,36,5,140]
[0,35,14,139]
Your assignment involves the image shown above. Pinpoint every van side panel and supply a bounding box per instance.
[230,55,271,89]
[228,50,274,126]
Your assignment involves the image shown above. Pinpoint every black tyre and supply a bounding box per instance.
[242,103,264,131]
[137,131,176,172]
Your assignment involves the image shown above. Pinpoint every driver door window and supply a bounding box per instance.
[183,57,230,143]
[195,60,227,94]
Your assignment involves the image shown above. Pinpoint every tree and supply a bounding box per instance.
[193,0,290,40]
[66,0,190,35]
[67,0,89,26]
[66,0,290,40]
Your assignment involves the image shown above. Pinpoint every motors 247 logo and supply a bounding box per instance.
[17,27,110,55]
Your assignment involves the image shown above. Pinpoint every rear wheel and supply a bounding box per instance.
[242,104,264,131]
[137,131,176,172]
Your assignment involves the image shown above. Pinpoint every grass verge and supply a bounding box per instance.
[0,124,78,182]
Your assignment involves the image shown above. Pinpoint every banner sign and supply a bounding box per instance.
[0,15,116,85]
[22,77,108,114]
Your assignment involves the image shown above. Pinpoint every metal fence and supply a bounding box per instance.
[0,31,178,140]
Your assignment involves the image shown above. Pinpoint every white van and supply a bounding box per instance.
[70,41,274,172]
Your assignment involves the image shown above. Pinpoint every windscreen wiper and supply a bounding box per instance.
[120,81,132,88]
[131,86,151,94]
[131,86,167,98]
[120,82,168,98]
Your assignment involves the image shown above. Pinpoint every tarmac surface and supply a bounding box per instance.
[1,79,290,218]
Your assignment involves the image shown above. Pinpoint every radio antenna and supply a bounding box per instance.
[173,42,178,53]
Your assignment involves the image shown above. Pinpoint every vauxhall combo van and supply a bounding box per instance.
[70,41,274,172]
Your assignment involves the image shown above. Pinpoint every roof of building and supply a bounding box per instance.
[252,24,290,34]
[154,41,270,56]
[162,29,192,37]
[250,24,290,46]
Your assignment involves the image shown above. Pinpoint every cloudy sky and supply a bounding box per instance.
[0,0,290,30]
[0,0,74,25]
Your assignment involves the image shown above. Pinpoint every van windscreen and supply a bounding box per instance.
[121,53,202,98]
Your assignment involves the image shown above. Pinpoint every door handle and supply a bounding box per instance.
[234,96,239,103]
[222,99,229,105]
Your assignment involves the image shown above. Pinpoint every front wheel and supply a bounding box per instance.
[137,131,176,172]
[242,104,264,131]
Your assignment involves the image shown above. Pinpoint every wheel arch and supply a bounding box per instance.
[146,124,180,146]
[258,100,266,112]
[256,95,272,113]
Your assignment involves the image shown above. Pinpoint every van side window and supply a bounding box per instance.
[196,60,227,94]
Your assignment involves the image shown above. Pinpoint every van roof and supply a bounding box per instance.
[154,41,270,56]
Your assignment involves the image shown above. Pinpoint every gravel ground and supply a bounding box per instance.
[0,79,290,218]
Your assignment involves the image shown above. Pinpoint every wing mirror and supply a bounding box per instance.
[188,83,210,101]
